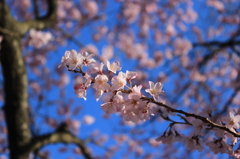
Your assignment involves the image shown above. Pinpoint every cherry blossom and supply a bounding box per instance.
[101,102,119,114]
[106,61,121,73]
[126,71,137,81]
[28,29,53,48]
[145,81,164,100]
[59,50,83,70]
[156,130,182,144]
[222,112,240,130]
[192,119,205,136]
[79,52,96,66]
[92,74,110,91]
[206,138,231,154]
[111,72,127,91]
[184,136,203,152]
[90,62,104,74]
[74,83,87,100]
[83,115,95,125]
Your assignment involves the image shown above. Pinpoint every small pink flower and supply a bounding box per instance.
[79,52,96,66]
[74,83,87,100]
[101,45,113,61]
[95,90,104,101]
[83,115,95,125]
[111,72,127,91]
[106,61,121,73]
[93,74,110,91]
[83,1,98,18]
[131,85,142,95]
[59,50,83,70]
[222,112,240,130]
[192,119,205,136]
[145,81,164,100]
[206,138,231,154]
[121,111,138,122]
[184,136,203,152]
[90,62,104,74]
[126,70,137,81]
[101,102,118,114]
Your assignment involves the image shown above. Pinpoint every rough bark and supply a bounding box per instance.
[0,1,31,158]
[0,1,93,158]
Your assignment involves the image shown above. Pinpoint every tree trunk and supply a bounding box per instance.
[1,35,31,159]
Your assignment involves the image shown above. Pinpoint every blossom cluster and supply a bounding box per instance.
[59,50,240,157]
[59,50,164,123]
[28,29,53,48]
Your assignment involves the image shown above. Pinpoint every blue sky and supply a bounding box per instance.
[1,0,239,158]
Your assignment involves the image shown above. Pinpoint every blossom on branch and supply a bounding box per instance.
[111,72,127,91]
[145,81,164,100]
[59,50,83,70]
[106,61,121,73]
[80,52,96,66]
[222,112,240,130]
[93,74,110,91]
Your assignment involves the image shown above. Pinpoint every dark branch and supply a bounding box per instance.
[26,128,93,159]
[18,0,57,36]
[141,97,240,138]
[193,40,240,48]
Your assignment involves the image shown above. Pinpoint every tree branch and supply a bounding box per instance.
[141,97,240,138]
[18,0,57,36]
[26,129,93,159]
[193,39,240,48]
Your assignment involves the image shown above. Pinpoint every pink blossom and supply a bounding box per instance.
[102,92,125,113]
[101,102,118,114]
[126,71,137,81]
[84,71,92,88]
[149,103,161,116]
[156,130,182,144]
[28,29,53,48]
[81,44,98,55]
[166,24,176,36]
[93,74,110,91]
[90,62,104,74]
[83,1,98,18]
[121,111,139,122]
[123,2,141,23]
[58,73,70,87]
[73,75,91,100]
[79,52,96,66]
[192,119,205,136]
[131,85,142,95]
[111,72,127,91]
[70,8,82,20]
[95,90,104,101]
[173,38,192,56]
[74,83,87,100]
[101,45,113,61]
[112,91,125,105]
[149,138,161,147]
[83,115,95,125]
[222,112,240,130]
[206,138,231,154]
[106,61,121,73]
[207,0,224,12]
[125,94,142,112]
[66,119,81,134]
[59,50,83,70]
[113,134,128,145]
[184,136,203,152]
[145,81,164,100]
